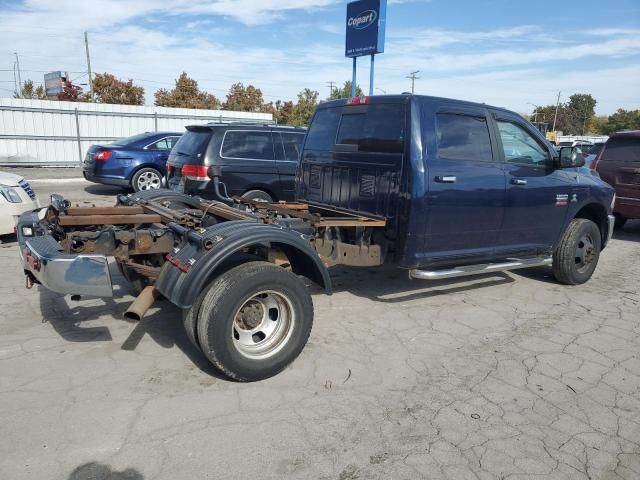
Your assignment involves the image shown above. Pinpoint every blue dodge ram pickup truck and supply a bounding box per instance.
[17,95,615,381]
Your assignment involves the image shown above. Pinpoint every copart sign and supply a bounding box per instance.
[345,0,387,58]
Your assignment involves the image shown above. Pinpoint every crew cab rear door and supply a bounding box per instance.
[491,110,572,255]
[422,103,505,265]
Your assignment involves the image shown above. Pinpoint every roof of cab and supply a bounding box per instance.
[610,130,640,138]
[317,94,516,117]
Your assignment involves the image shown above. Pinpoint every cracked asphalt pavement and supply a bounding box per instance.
[0,172,639,479]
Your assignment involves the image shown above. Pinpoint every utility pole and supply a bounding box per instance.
[552,91,561,132]
[14,52,22,98]
[84,31,94,102]
[326,81,336,98]
[13,61,18,97]
[406,70,420,94]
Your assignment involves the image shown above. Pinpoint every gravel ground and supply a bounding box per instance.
[0,177,638,480]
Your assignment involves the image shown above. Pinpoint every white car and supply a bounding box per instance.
[0,171,40,236]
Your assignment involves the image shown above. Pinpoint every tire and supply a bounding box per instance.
[614,214,627,230]
[552,218,602,285]
[196,261,313,381]
[182,253,260,350]
[132,168,163,192]
[241,190,273,203]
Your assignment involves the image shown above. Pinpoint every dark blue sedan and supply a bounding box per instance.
[83,131,182,191]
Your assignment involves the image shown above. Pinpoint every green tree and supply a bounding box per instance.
[15,79,46,99]
[328,81,364,100]
[588,115,610,134]
[603,109,640,134]
[532,104,570,133]
[88,73,144,105]
[289,89,319,126]
[223,83,266,112]
[565,94,597,135]
[154,72,219,109]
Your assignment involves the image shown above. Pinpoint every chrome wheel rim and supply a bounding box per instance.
[575,232,596,273]
[232,290,295,359]
[137,171,161,190]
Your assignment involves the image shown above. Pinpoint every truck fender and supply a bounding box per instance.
[154,221,332,309]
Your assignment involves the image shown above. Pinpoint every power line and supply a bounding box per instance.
[406,70,420,94]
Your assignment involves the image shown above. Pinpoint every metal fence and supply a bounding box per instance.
[0,98,273,166]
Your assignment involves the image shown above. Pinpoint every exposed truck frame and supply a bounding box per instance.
[18,190,397,380]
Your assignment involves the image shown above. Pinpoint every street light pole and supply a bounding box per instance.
[527,102,542,122]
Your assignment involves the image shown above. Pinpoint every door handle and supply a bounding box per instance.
[435,175,457,183]
[511,178,527,186]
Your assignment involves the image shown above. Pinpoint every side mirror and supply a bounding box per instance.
[559,146,585,168]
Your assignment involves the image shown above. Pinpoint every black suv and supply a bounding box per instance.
[166,123,306,202]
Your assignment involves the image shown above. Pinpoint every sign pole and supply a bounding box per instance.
[369,54,375,96]
[351,57,357,98]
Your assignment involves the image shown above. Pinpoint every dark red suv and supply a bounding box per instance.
[595,131,640,229]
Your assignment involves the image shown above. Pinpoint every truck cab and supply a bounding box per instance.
[298,95,615,282]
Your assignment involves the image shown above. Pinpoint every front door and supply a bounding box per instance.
[492,112,571,255]
[423,106,506,266]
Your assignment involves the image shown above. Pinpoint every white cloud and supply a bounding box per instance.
[0,1,638,114]
[181,0,341,25]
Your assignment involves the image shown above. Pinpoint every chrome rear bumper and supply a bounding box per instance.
[21,235,113,297]
[605,214,615,248]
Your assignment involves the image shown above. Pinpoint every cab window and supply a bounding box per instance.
[435,113,493,162]
[496,121,549,167]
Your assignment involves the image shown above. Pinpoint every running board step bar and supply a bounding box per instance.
[409,257,552,280]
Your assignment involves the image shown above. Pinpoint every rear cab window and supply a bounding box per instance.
[336,104,405,154]
[601,136,640,163]
[305,102,406,155]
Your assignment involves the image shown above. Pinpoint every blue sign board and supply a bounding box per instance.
[345,0,386,58]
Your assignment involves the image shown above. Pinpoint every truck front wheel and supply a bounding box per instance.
[196,261,313,381]
[553,218,602,285]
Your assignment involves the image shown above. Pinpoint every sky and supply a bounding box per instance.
[0,0,639,116]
